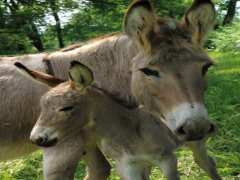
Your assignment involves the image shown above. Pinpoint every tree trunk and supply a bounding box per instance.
[223,0,238,26]
[27,23,44,52]
[4,0,45,52]
[49,0,64,48]
[53,11,65,48]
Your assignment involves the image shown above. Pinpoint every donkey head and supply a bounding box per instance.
[15,62,95,147]
[124,0,216,141]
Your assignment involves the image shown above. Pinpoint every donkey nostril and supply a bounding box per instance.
[36,137,47,145]
[177,126,186,135]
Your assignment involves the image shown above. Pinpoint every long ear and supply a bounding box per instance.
[181,0,216,47]
[14,62,64,87]
[123,0,156,54]
[69,61,94,91]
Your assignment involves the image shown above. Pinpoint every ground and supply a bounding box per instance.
[0,51,239,180]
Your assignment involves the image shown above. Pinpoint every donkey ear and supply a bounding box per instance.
[181,0,216,47]
[14,62,64,87]
[68,61,94,91]
[124,0,156,54]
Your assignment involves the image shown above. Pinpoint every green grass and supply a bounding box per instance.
[0,51,240,180]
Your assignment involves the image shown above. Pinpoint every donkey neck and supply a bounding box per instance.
[84,88,144,130]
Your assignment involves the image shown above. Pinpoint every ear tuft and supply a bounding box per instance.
[181,0,216,47]
[124,0,156,54]
[69,61,94,91]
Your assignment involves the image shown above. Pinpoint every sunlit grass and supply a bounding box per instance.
[0,51,239,179]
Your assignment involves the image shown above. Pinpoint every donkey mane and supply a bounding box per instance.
[92,85,138,109]
[59,32,122,53]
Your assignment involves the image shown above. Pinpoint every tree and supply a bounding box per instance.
[223,0,239,25]
[2,0,46,52]
[63,0,191,44]
[48,0,65,48]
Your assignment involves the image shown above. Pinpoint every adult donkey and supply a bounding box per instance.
[0,0,220,179]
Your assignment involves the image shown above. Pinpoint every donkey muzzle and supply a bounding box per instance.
[175,121,216,141]
[30,135,58,147]
[30,126,59,147]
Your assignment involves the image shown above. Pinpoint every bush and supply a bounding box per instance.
[0,33,35,55]
[208,22,240,54]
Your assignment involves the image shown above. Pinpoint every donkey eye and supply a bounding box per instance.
[59,106,74,112]
[202,63,213,76]
[140,68,160,78]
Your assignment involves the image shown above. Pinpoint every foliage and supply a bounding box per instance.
[0,0,78,54]
[0,0,239,54]
[0,0,48,54]
[0,33,35,55]
[0,152,43,180]
[208,22,240,53]
[63,2,125,43]
[63,0,193,44]
[0,0,213,54]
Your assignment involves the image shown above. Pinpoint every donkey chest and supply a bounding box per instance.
[98,135,169,164]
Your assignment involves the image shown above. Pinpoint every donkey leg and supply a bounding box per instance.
[141,166,151,180]
[156,154,180,180]
[83,147,111,180]
[43,138,85,180]
[116,161,145,180]
[187,140,222,180]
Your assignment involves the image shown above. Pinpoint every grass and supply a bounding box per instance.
[0,51,240,180]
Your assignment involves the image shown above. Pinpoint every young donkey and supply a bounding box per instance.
[17,61,181,180]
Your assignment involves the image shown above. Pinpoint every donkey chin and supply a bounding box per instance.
[162,103,216,142]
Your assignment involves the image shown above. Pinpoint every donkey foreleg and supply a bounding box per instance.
[187,140,222,180]
[83,147,111,180]
[141,166,151,180]
[116,160,146,180]
[155,153,180,180]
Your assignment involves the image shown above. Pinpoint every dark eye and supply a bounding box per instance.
[202,63,213,76]
[59,106,74,112]
[140,68,160,78]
